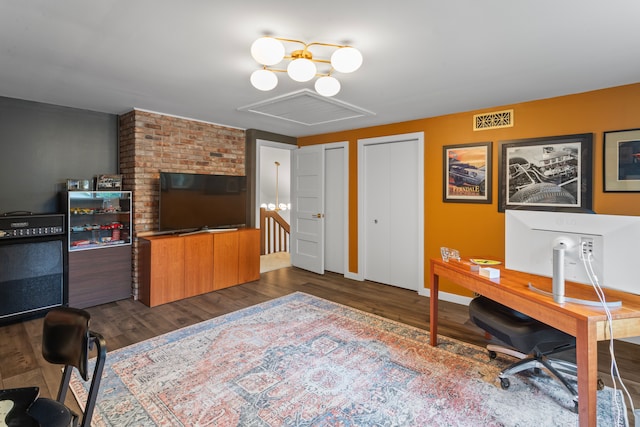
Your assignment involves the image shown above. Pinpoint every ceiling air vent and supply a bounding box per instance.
[473,109,514,131]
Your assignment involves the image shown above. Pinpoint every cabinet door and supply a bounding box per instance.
[149,237,185,306]
[212,232,239,289]
[68,245,132,308]
[238,229,260,283]
[184,233,214,297]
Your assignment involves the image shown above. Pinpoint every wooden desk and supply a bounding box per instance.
[429,257,640,427]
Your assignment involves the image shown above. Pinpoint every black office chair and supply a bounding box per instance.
[27,307,107,427]
[468,296,583,411]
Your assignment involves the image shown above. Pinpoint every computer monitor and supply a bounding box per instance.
[505,209,640,296]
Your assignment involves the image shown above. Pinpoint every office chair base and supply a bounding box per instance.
[497,372,579,414]
[487,344,527,361]
[469,296,601,414]
[487,343,585,412]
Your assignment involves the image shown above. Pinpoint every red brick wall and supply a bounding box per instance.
[119,109,246,298]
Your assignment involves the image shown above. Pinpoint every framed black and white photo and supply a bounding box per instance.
[603,128,640,192]
[443,142,492,203]
[498,134,593,212]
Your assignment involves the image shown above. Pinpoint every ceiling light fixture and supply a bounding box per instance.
[250,36,362,97]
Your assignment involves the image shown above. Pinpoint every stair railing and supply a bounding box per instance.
[260,208,290,255]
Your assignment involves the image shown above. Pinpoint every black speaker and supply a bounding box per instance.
[0,239,66,322]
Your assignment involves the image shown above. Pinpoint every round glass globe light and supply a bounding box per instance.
[250,69,278,91]
[315,76,341,97]
[251,37,285,66]
[331,47,363,73]
[287,58,317,82]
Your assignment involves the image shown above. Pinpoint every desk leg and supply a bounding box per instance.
[429,272,439,346]
[576,320,598,427]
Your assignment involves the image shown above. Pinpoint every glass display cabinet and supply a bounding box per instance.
[66,191,132,251]
[64,190,133,308]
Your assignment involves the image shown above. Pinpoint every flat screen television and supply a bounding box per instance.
[159,172,248,232]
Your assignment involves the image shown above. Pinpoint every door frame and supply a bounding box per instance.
[255,139,296,227]
[245,129,296,228]
[356,132,424,288]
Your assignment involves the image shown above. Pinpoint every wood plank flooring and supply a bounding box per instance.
[1,266,639,422]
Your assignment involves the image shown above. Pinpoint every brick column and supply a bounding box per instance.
[119,110,246,299]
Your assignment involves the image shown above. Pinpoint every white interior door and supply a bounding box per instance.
[363,143,391,283]
[324,146,346,274]
[290,145,325,274]
[358,133,424,290]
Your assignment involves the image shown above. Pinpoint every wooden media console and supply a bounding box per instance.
[138,228,260,307]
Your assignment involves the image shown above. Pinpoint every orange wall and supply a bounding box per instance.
[298,82,640,297]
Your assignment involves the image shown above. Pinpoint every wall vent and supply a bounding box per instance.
[473,109,514,131]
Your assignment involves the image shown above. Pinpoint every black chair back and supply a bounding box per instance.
[42,307,91,380]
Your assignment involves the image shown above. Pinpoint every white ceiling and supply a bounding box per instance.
[1,1,639,137]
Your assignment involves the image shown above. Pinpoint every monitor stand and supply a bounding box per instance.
[528,283,622,308]
[552,243,566,304]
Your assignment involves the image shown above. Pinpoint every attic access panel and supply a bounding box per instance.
[238,89,375,126]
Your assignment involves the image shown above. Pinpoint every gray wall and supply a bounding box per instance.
[0,96,118,214]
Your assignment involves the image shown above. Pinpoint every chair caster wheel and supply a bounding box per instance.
[597,378,604,390]
[488,350,497,359]
[572,400,579,413]
[500,377,510,390]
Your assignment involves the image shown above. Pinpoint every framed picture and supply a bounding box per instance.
[95,174,123,190]
[603,128,640,192]
[66,179,92,191]
[443,142,492,203]
[498,133,593,212]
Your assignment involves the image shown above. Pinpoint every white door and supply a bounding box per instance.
[290,145,325,274]
[363,143,391,283]
[324,146,346,274]
[359,133,424,290]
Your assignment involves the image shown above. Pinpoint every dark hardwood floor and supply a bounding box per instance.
[1,266,639,421]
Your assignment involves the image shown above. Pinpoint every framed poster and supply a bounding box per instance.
[443,142,492,203]
[498,133,593,212]
[603,128,640,192]
[95,174,123,190]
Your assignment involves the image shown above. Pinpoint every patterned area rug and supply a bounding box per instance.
[71,292,627,426]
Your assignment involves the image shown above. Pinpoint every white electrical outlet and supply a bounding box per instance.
[579,237,594,260]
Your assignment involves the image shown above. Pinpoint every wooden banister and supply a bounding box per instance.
[260,208,290,255]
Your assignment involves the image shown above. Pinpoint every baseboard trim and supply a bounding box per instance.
[345,274,471,306]
[344,271,362,281]
[419,287,472,306]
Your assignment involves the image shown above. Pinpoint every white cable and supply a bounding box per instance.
[581,244,634,425]
[584,255,626,426]
[585,260,625,425]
